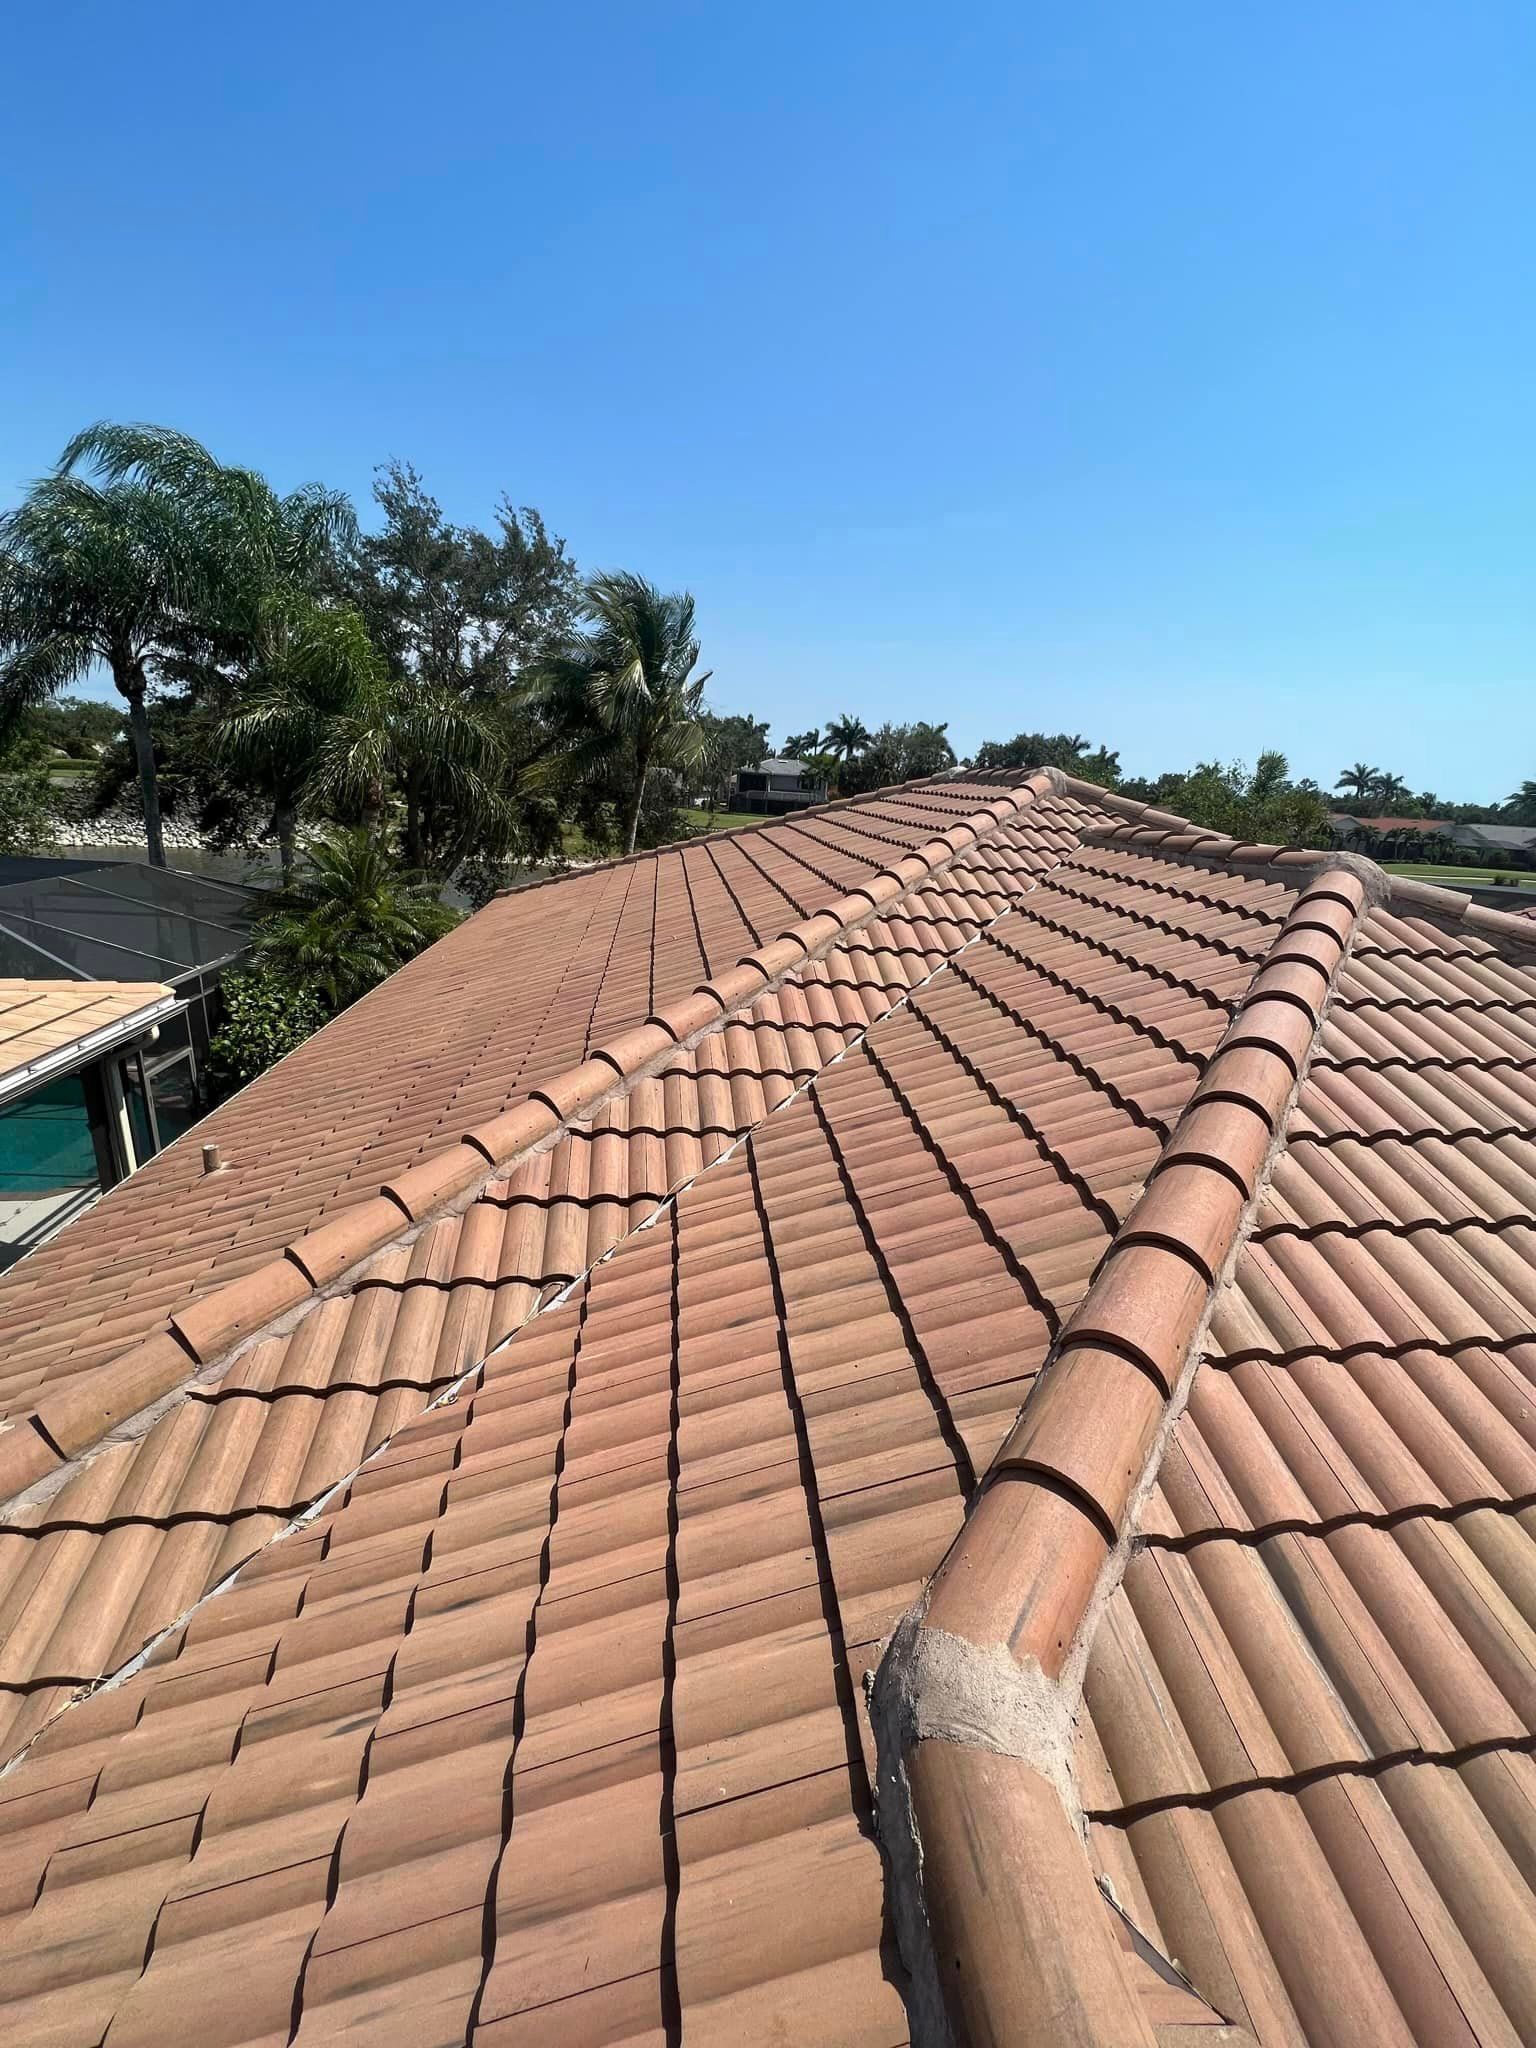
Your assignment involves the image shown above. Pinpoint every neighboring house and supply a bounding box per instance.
[1448,819,1536,858]
[1330,811,1453,840]
[730,753,827,812]
[2,771,1536,2045]
[0,856,258,1211]
[0,979,178,1269]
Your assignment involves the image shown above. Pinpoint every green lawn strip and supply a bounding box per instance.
[1382,863,1536,889]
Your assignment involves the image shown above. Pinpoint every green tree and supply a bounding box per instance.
[342,461,579,871]
[0,421,357,868]
[88,688,270,852]
[1122,754,1330,846]
[972,730,1122,782]
[839,721,957,796]
[823,714,871,770]
[1334,762,1382,807]
[24,695,123,758]
[1506,779,1536,825]
[250,827,460,1011]
[782,728,822,758]
[218,596,514,881]
[0,729,60,854]
[0,439,215,864]
[206,966,326,1096]
[696,710,771,811]
[535,573,710,855]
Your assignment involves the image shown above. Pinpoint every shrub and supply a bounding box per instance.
[207,967,326,1098]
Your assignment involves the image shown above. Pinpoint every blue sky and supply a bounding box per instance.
[5,2,1534,800]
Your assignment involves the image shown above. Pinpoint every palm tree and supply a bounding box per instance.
[60,423,354,607]
[0,457,206,864]
[1334,762,1382,807]
[250,827,459,1011]
[783,728,822,758]
[1375,772,1411,809]
[0,422,355,868]
[534,573,710,855]
[1507,780,1536,825]
[221,594,514,879]
[824,714,871,769]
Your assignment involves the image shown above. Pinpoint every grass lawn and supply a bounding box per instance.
[1382,862,1536,890]
[681,808,764,833]
[557,809,770,862]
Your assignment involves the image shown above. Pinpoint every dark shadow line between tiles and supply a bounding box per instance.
[902,984,1129,1248]
[717,826,815,922]
[1251,1213,1535,1250]
[675,839,714,982]
[697,834,764,948]
[997,904,1258,1002]
[1060,846,1295,926]
[948,954,1181,1143]
[744,1135,879,1827]
[1313,1050,1536,1080]
[646,847,662,1021]
[657,1203,684,2048]
[1290,1119,1536,1152]
[859,1029,1069,1355]
[463,1272,588,2045]
[808,1075,977,1497]
[1027,866,1285,960]
[1357,941,1534,969]
[738,819,850,901]
[744,1128,915,2016]
[962,932,1216,1079]
[1086,1724,1536,1827]
[1207,1329,1536,1371]
[579,860,641,1062]
[1339,993,1536,1021]
[1140,1484,1536,1555]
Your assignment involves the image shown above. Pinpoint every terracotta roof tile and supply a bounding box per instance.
[5,782,1536,2042]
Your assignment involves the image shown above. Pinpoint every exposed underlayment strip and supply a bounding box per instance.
[0,801,1077,1782]
[869,858,1381,2048]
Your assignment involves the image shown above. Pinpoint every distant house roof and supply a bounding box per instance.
[2,774,1536,2044]
[0,978,174,1103]
[751,755,819,776]
[1451,819,1536,851]
[1329,812,1453,834]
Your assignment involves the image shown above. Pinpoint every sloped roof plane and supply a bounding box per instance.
[1,770,1535,2045]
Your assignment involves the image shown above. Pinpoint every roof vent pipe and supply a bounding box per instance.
[201,1143,227,1176]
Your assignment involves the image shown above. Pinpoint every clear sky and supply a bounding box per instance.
[5,2,1534,800]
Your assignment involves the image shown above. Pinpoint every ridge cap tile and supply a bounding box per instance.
[879,857,1374,2045]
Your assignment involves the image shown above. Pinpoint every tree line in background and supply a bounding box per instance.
[1,422,1531,1089]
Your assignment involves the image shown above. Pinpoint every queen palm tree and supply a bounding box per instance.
[250,826,458,1011]
[1507,779,1536,825]
[534,573,710,855]
[1374,771,1412,814]
[824,714,871,769]
[220,594,514,879]
[0,459,204,863]
[1334,762,1382,808]
[0,422,355,868]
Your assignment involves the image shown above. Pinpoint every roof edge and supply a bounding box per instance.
[870,861,1373,2047]
[0,770,1066,1515]
[495,765,1069,895]
[1064,786,1536,948]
